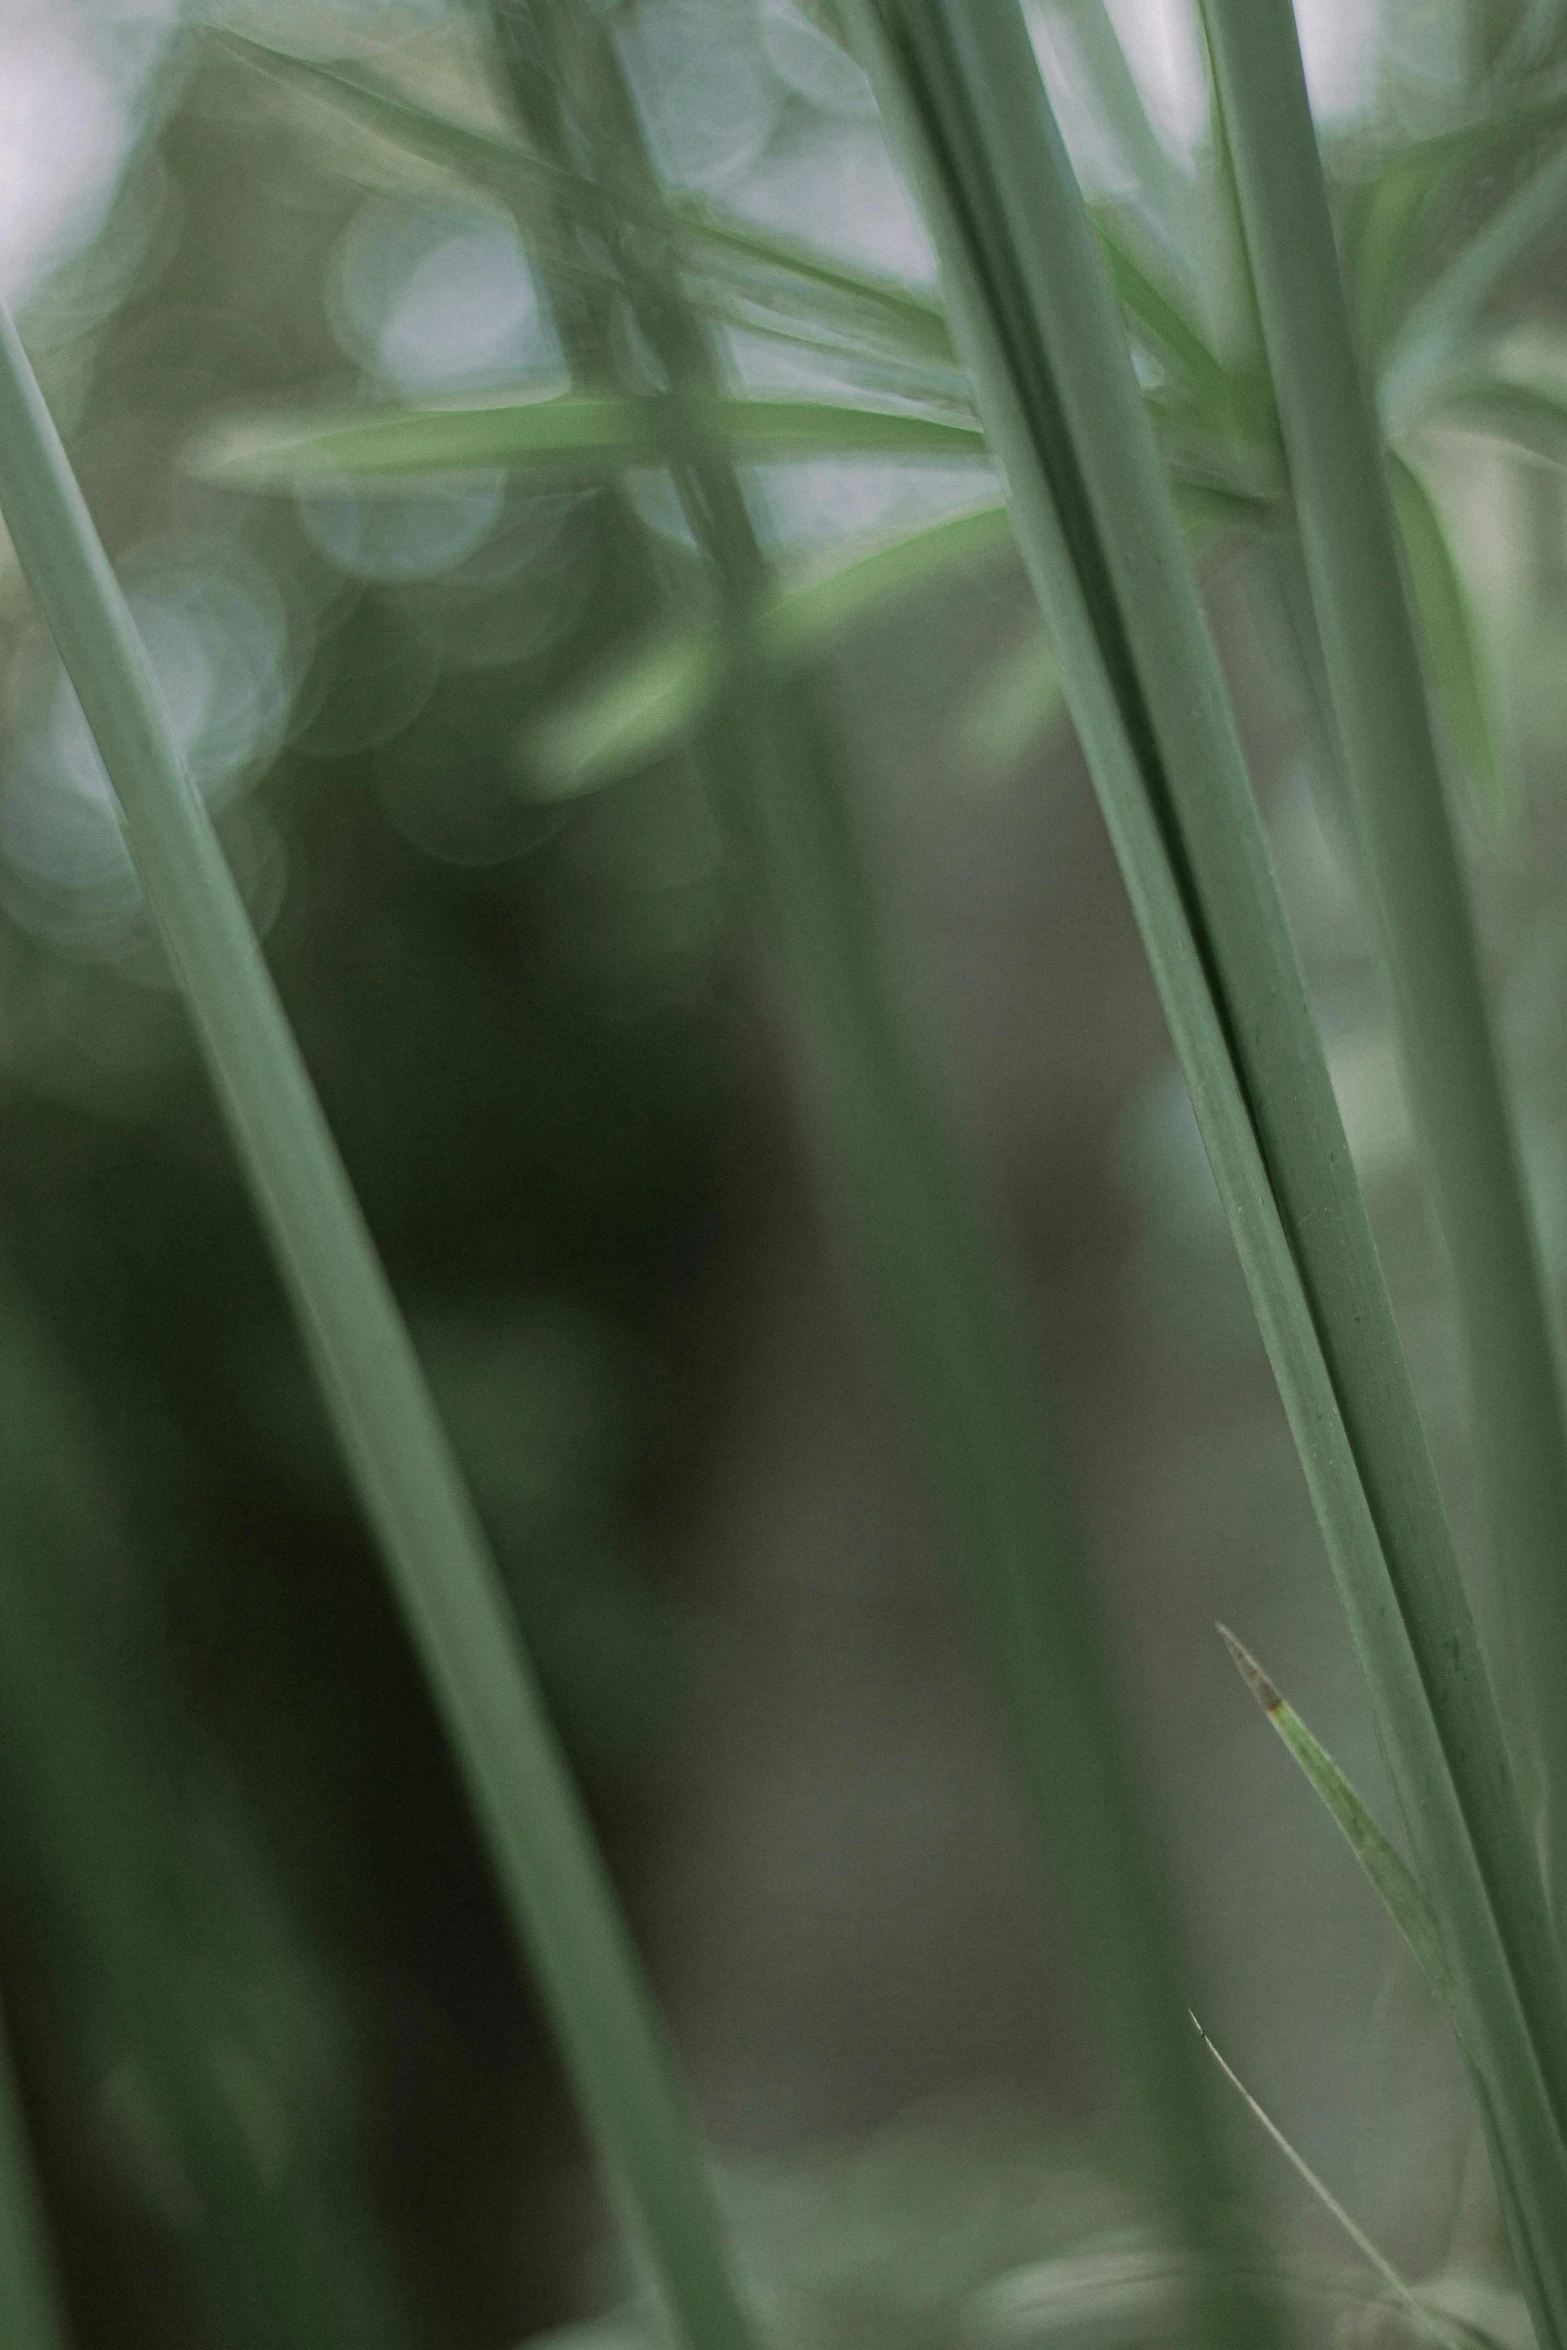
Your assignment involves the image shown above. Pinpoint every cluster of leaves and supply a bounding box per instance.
[196,8,1567,837]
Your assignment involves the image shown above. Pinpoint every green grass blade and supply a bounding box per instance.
[854,4,1567,2335]
[187,390,988,486]
[1202,0,1567,1945]
[1218,1627,1454,2013]
[1191,2016,1476,2348]
[0,2005,70,2350]
[1385,447,1511,833]
[508,10,1276,2337]
[0,302,758,2350]
[523,499,1012,794]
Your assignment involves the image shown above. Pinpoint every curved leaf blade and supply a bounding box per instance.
[524,498,1014,794]
[187,391,989,487]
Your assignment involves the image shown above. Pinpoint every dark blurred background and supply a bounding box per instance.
[0,3,1563,2345]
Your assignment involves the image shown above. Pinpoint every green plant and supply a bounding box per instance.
[6,2,1567,2345]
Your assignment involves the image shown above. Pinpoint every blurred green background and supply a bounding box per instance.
[3,1,1567,2343]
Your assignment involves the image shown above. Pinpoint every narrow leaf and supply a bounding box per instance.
[858,4,1567,2339]
[1089,204,1235,424]
[517,9,1275,2337]
[1200,2,1567,2323]
[221,32,958,375]
[0,301,759,2350]
[1218,1628,1453,2013]
[1191,2014,1473,2349]
[525,499,1013,794]
[188,391,988,487]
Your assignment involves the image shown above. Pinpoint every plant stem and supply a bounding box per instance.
[0,300,758,2350]
[483,7,1277,2338]
[853,4,1567,2334]
[1200,0,1567,1919]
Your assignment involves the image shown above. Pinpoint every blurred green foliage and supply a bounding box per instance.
[9,1,1567,2345]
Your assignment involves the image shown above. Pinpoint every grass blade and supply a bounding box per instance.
[0,2005,69,2350]
[854,3,1567,2334]
[0,302,758,2350]
[499,8,1276,2337]
[1218,1627,1453,2014]
[221,32,958,376]
[1202,0,1567,1959]
[1190,2016,1475,2348]
[1385,448,1511,833]
[522,499,1012,794]
[187,390,988,487]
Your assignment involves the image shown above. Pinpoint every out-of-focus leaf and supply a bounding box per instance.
[1089,206,1235,424]
[1385,447,1510,832]
[1439,368,1567,465]
[1380,111,1567,423]
[188,392,990,487]
[220,34,957,374]
[524,499,1014,794]
[1342,128,1483,361]
[953,622,1066,779]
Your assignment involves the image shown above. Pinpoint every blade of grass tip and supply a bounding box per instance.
[1201,0,1567,1924]
[0,304,758,2350]
[502,11,1274,2340]
[1189,2015,1472,2350]
[1218,1627,1454,2016]
[0,2002,70,2350]
[852,3,1567,2333]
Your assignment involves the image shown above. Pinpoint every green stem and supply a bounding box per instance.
[489,6,1276,2338]
[854,4,1567,2335]
[1202,0,1567,1932]
[0,301,758,2350]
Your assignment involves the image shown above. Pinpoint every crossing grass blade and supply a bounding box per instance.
[218,31,959,377]
[1190,2017,1485,2350]
[1219,1628,1454,2016]
[851,3,1567,2336]
[0,301,760,2350]
[0,2004,70,2350]
[1201,0,1567,1960]
[494,7,1277,2337]
[521,499,1012,796]
[188,390,988,487]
